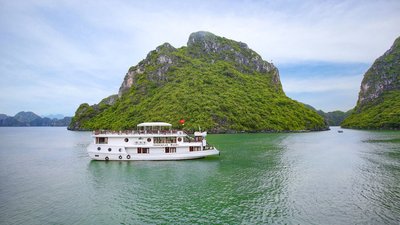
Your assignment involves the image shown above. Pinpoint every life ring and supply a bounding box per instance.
[105,156,109,161]
[127,155,131,159]
[119,155,122,159]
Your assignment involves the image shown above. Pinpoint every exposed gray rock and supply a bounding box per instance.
[99,94,118,106]
[357,36,400,108]
[187,31,281,89]
[116,30,290,100]
[118,31,282,97]
[118,42,177,97]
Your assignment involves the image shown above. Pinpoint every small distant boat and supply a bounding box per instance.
[338,130,344,133]
[87,122,220,161]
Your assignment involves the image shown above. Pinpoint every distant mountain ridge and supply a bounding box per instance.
[318,110,352,126]
[69,31,327,132]
[342,36,400,129]
[304,104,351,126]
[43,114,65,120]
[0,111,72,127]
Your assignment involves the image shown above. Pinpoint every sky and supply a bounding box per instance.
[1,0,399,116]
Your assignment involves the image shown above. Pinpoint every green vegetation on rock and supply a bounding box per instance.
[341,91,400,129]
[69,31,327,132]
[317,110,352,126]
[342,36,400,129]
[304,104,351,126]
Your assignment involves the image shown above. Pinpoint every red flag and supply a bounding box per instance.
[179,119,185,125]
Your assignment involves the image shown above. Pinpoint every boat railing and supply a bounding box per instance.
[93,130,185,135]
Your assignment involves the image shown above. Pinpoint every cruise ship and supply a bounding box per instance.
[87,122,220,160]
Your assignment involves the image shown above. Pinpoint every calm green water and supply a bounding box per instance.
[0,127,399,224]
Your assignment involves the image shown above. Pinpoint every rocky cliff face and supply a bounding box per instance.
[69,31,327,132]
[118,43,177,97]
[118,31,281,97]
[357,37,400,109]
[187,31,280,82]
[342,36,400,129]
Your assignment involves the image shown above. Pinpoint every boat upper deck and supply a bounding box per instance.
[90,122,206,138]
[93,130,187,137]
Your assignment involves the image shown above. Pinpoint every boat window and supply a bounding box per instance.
[194,136,203,142]
[189,146,201,152]
[165,147,176,153]
[137,147,150,154]
[96,137,108,144]
[124,138,129,142]
[154,137,177,144]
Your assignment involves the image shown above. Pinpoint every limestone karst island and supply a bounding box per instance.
[69,31,328,132]
[342,36,400,129]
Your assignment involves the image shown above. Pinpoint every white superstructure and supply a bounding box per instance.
[87,122,220,161]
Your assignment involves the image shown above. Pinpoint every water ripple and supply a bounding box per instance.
[0,127,399,224]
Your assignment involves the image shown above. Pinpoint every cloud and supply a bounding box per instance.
[0,0,399,115]
[282,75,363,94]
[36,0,400,63]
[287,90,359,112]
[281,74,364,111]
[279,62,365,111]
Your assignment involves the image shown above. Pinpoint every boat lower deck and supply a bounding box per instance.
[88,149,220,161]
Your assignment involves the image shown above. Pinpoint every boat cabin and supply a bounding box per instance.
[137,122,172,133]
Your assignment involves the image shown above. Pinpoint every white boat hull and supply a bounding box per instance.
[88,147,219,161]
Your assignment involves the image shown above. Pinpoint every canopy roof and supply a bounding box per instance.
[137,122,172,127]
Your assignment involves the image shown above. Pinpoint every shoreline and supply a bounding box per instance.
[66,127,331,134]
